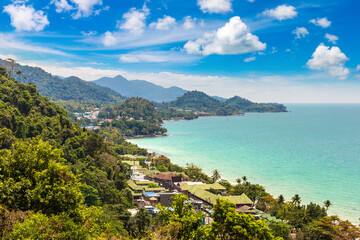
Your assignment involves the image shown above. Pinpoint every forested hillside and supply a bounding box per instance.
[164,90,242,116]
[160,90,287,116]
[0,67,145,238]
[0,59,125,106]
[226,96,287,112]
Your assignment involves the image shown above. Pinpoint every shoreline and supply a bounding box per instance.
[128,114,360,225]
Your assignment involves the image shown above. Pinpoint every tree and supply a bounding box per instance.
[236,178,242,185]
[207,198,276,240]
[292,194,301,206]
[277,195,285,204]
[323,200,332,211]
[268,221,291,240]
[212,169,221,183]
[134,208,151,236]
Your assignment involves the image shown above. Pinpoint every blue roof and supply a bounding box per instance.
[144,192,158,197]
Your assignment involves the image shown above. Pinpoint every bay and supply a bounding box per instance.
[130,104,360,224]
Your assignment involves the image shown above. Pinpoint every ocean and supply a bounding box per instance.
[129,104,360,224]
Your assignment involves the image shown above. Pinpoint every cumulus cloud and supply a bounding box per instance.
[184,16,266,56]
[51,0,73,13]
[248,0,255,2]
[325,33,338,44]
[150,15,176,30]
[102,31,117,46]
[183,16,197,30]
[3,4,49,31]
[119,5,149,35]
[71,0,103,19]
[292,27,309,39]
[310,17,331,28]
[244,56,256,62]
[262,5,297,20]
[197,0,232,14]
[307,43,349,79]
[356,65,360,71]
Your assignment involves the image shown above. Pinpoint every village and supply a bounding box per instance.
[122,154,282,226]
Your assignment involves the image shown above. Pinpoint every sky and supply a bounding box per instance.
[0,0,360,103]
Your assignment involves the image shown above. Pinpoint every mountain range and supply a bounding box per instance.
[93,75,187,102]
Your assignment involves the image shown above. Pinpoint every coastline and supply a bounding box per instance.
[128,110,360,225]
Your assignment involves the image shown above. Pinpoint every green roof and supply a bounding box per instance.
[222,193,253,205]
[127,180,144,191]
[181,182,226,191]
[187,186,252,206]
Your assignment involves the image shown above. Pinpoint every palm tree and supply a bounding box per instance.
[236,178,242,185]
[212,169,221,183]
[277,194,285,204]
[292,194,301,206]
[323,200,332,211]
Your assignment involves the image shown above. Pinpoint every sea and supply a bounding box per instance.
[129,104,360,224]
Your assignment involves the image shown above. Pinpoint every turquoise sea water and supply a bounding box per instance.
[130,104,360,224]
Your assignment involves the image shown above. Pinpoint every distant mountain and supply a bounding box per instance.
[93,75,187,102]
[0,59,125,105]
[225,96,287,112]
[162,90,241,116]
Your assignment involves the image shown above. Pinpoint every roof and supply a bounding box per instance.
[187,186,252,206]
[149,197,157,201]
[122,160,141,166]
[222,193,253,205]
[154,172,176,181]
[127,180,144,191]
[181,182,226,191]
[144,192,158,198]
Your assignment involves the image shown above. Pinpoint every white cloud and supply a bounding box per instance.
[183,16,197,30]
[184,16,266,56]
[244,56,256,62]
[197,0,232,14]
[292,27,309,39]
[81,30,97,36]
[0,54,18,61]
[307,43,349,79]
[310,17,331,28]
[262,5,297,21]
[149,15,176,30]
[3,4,49,31]
[119,51,199,63]
[0,33,69,56]
[71,0,103,19]
[51,0,73,13]
[325,33,338,44]
[102,31,117,46]
[248,0,255,2]
[356,65,360,71]
[119,5,149,35]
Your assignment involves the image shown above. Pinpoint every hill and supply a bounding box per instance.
[0,59,125,106]
[0,67,147,238]
[163,90,241,116]
[225,96,287,112]
[93,75,187,102]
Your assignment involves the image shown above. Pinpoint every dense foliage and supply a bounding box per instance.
[99,97,162,125]
[163,90,242,116]
[226,96,287,112]
[0,69,144,238]
[160,90,287,116]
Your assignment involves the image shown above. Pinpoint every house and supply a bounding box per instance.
[179,182,227,195]
[153,172,188,190]
[127,179,166,201]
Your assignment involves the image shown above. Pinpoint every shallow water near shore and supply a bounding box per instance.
[130,104,360,224]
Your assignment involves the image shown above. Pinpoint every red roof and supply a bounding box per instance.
[154,173,176,181]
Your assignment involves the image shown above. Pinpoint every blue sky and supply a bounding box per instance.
[0,0,360,103]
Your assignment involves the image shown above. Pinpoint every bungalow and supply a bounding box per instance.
[153,172,187,190]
